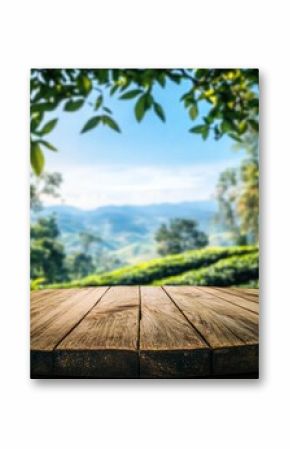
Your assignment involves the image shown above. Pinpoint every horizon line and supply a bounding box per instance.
[40,198,217,212]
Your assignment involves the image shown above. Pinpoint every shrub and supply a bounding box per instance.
[155,252,259,286]
[48,246,258,288]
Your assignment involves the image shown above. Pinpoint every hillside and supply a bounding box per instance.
[47,245,259,289]
[32,201,218,267]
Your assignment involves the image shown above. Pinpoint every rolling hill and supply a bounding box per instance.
[46,246,259,289]
[32,201,219,267]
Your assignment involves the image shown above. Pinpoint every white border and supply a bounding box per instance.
[1,1,289,448]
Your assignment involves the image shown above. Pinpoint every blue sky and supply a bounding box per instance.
[44,79,245,209]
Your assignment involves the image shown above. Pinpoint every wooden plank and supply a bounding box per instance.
[31,288,81,314]
[31,289,68,311]
[225,287,259,303]
[31,286,260,378]
[31,287,108,377]
[31,288,100,336]
[55,286,140,378]
[165,286,259,376]
[140,286,210,378]
[198,286,259,314]
[31,289,55,302]
[234,288,259,295]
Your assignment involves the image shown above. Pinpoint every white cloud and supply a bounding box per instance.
[43,160,238,209]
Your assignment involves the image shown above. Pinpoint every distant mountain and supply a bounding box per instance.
[32,201,218,267]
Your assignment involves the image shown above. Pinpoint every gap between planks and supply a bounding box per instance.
[195,286,259,315]
[31,286,259,378]
[52,286,111,351]
[161,286,211,348]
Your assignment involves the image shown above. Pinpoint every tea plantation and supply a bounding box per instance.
[46,245,259,289]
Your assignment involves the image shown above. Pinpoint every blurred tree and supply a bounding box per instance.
[215,132,259,244]
[236,133,259,242]
[30,171,62,211]
[94,249,122,273]
[30,68,258,175]
[155,218,208,256]
[79,231,102,253]
[64,232,103,279]
[67,252,95,279]
[30,216,67,283]
[215,168,243,244]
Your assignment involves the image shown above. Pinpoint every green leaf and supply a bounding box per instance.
[38,118,58,135]
[144,93,153,110]
[195,69,207,79]
[249,119,259,132]
[248,98,259,109]
[134,95,146,122]
[78,75,92,94]
[189,104,198,120]
[81,116,101,133]
[189,124,210,140]
[180,90,193,102]
[102,106,112,114]
[238,121,248,135]
[30,112,43,132]
[64,99,84,111]
[157,73,166,88]
[153,102,166,122]
[95,95,103,110]
[189,125,206,134]
[31,102,57,113]
[201,126,210,140]
[228,132,243,142]
[110,84,119,96]
[167,73,181,84]
[120,79,130,92]
[102,116,121,133]
[31,142,45,175]
[221,120,233,133]
[119,89,143,100]
[38,140,58,152]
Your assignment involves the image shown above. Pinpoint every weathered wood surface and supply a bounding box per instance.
[31,286,259,378]
[197,286,259,314]
[56,286,139,377]
[165,286,259,375]
[139,286,210,378]
[224,287,259,302]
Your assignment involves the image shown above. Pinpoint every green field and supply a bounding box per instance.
[43,245,259,289]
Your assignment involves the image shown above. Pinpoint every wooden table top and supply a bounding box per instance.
[31,286,259,378]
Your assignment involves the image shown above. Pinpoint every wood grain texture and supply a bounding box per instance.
[30,286,259,378]
[31,289,56,302]
[224,287,259,303]
[164,286,259,375]
[55,286,140,378]
[140,286,210,377]
[197,286,259,314]
[31,288,84,321]
[30,287,108,377]
[31,288,107,350]
[231,287,259,295]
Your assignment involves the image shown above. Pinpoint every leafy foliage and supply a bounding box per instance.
[30,142,44,176]
[30,277,46,291]
[79,231,102,253]
[30,69,259,174]
[66,253,95,279]
[215,132,259,244]
[155,218,208,256]
[45,245,258,288]
[156,252,258,286]
[30,171,62,211]
[65,231,103,278]
[30,217,68,283]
